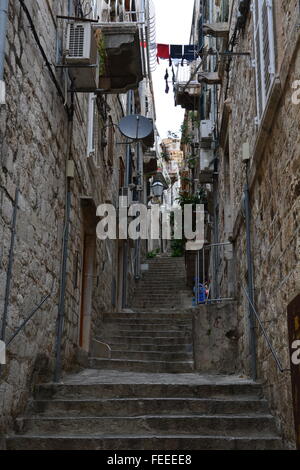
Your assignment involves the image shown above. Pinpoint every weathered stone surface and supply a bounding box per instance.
[193,302,239,374]
[91,339,111,359]
[0,0,140,438]
[215,0,300,449]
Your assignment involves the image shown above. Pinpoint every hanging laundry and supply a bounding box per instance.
[183,45,197,61]
[170,45,183,59]
[157,44,170,63]
[164,69,169,94]
[171,66,176,84]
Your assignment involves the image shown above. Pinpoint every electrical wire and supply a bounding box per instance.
[18,0,71,117]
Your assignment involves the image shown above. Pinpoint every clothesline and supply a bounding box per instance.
[157,44,198,63]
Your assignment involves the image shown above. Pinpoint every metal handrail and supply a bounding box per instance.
[194,242,234,304]
[6,281,55,347]
[242,286,290,373]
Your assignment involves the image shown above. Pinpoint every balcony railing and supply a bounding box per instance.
[174,58,202,110]
[98,0,145,24]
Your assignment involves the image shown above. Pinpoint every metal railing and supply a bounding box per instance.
[99,0,145,24]
[242,286,290,374]
[194,241,234,304]
[6,281,55,348]
[97,0,156,78]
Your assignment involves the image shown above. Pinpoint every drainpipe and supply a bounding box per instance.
[244,170,257,381]
[134,140,141,280]
[53,90,74,383]
[122,90,133,308]
[0,0,9,104]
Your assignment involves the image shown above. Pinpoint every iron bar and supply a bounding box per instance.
[244,182,257,380]
[7,281,55,347]
[242,287,290,373]
[56,15,99,23]
[54,189,72,383]
[55,64,98,68]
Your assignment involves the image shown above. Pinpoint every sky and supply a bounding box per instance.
[151,0,195,141]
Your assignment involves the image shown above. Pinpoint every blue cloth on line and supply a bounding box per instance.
[170,45,183,59]
[184,45,197,61]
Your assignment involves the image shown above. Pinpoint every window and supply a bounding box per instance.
[107,116,115,169]
[87,94,102,168]
[253,0,275,122]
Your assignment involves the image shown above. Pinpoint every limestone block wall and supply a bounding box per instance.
[216,0,300,448]
[0,0,138,436]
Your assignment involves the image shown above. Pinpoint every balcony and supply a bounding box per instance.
[175,81,202,111]
[62,0,146,93]
[174,58,202,110]
[96,1,147,93]
[96,22,143,93]
[144,150,158,175]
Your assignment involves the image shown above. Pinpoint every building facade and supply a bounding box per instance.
[176,0,300,448]
[0,0,157,439]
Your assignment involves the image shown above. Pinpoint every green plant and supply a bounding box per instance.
[187,157,197,169]
[95,30,107,77]
[161,151,170,162]
[176,189,207,209]
[171,239,185,257]
[180,122,193,145]
[147,250,157,259]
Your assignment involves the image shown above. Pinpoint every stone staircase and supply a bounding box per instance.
[90,312,194,373]
[6,256,283,450]
[131,256,192,309]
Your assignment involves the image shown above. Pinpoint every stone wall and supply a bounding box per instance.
[216,0,300,448]
[0,0,140,437]
[193,302,239,375]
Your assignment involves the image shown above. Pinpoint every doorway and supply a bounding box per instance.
[117,241,124,311]
[79,198,97,352]
[287,294,300,449]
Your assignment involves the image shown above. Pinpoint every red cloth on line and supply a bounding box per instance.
[157,44,170,59]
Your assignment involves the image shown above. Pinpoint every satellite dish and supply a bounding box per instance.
[118,114,153,140]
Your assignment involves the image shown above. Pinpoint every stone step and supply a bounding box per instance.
[133,288,189,293]
[132,294,191,301]
[109,350,193,361]
[103,312,193,320]
[6,434,282,450]
[106,343,193,353]
[34,382,265,401]
[102,329,192,338]
[89,358,194,373]
[131,303,192,309]
[29,397,269,417]
[103,318,192,327]
[16,414,277,436]
[97,336,191,345]
[136,283,188,289]
[103,327,192,336]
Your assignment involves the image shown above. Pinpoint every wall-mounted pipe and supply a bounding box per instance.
[244,175,257,381]
[0,0,9,104]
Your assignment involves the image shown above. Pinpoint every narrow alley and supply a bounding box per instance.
[0,0,299,455]
[6,256,282,450]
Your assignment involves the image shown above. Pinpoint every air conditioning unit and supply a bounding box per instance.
[200,149,214,171]
[64,22,99,91]
[200,120,214,142]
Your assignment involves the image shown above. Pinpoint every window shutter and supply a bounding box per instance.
[253,0,275,122]
[87,94,101,167]
[262,0,275,97]
[253,0,263,119]
[87,94,96,157]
